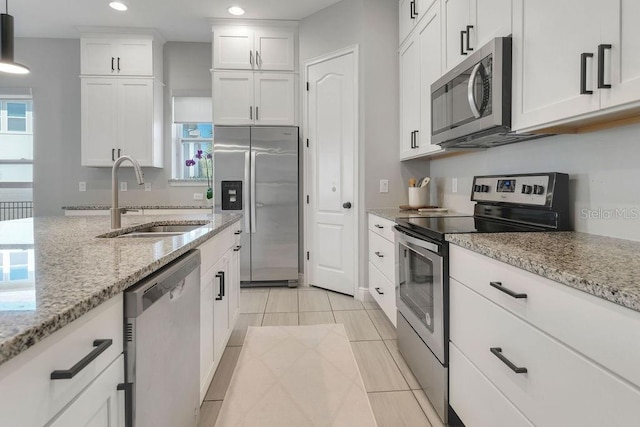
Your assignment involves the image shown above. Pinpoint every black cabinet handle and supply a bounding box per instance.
[413,130,419,148]
[374,224,384,229]
[249,50,253,66]
[117,148,121,158]
[256,106,259,121]
[215,272,224,300]
[117,57,120,71]
[410,131,415,148]
[489,281,527,299]
[597,44,612,89]
[250,106,253,120]
[112,148,115,161]
[234,230,242,235]
[460,30,467,56]
[375,251,384,258]
[410,0,416,19]
[465,25,474,52]
[51,339,113,380]
[220,271,225,297]
[111,57,115,72]
[490,347,528,374]
[375,287,384,295]
[580,52,594,94]
[233,245,242,251]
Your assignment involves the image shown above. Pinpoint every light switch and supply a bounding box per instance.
[144,182,152,191]
[120,181,127,192]
[78,181,86,192]
[452,178,458,193]
[193,192,204,200]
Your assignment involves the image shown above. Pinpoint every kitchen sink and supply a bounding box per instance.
[97,222,208,238]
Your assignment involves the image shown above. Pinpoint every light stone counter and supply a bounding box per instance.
[0,213,241,366]
[367,208,470,222]
[446,232,640,313]
[62,205,211,210]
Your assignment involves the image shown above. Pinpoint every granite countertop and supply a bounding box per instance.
[0,213,241,366]
[62,205,212,210]
[367,208,470,222]
[446,232,640,313]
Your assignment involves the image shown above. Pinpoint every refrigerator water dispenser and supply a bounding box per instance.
[221,181,243,210]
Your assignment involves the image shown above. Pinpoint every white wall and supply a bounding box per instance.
[428,123,640,242]
[0,39,213,216]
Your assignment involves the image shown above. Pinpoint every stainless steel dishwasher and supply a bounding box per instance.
[124,250,201,427]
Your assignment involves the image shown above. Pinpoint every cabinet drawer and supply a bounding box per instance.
[368,231,395,282]
[368,262,397,327]
[0,294,124,427]
[450,343,533,427]
[199,226,233,274]
[449,244,640,388]
[450,279,640,427]
[367,214,396,242]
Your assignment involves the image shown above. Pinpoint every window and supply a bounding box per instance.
[0,93,33,214]
[171,96,213,183]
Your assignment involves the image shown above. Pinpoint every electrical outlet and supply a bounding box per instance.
[379,179,389,193]
[193,192,204,200]
[144,182,152,192]
[120,181,127,192]
[78,181,86,192]
[452,178,458,193]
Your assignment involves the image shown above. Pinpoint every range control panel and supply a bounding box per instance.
[471,174,554,206]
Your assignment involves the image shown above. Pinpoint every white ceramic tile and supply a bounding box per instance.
[384,340,421,390]
[368,391,432,427]
[333,310,381,341]
[204,346,242,401]
[240,291,269,313]
[265,289,298,313]
[298,289,332,312]
[227,313,264,347]
[215,325,376,426]
[299,311,335,325]
[351,341,409,392]
[262,312,299,326]
[367,309,397,340]
[412,389,445,427]
[328,292,365,310]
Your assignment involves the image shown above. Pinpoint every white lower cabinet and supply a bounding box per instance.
[197,222,242,404]
[449,246,640,427]
[367,214,397,326]
[48,355,125,427]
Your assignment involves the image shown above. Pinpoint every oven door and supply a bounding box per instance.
[395,228,445,364]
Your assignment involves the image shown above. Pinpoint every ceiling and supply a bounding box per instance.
[7,0,343,42]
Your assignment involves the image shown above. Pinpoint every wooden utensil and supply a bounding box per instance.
[408,178,417,187]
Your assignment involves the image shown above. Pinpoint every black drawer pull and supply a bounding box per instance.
[51,339,113,380]
[580,52,594,95]
[490,347,528,374]
[374,224,384,229]
[234,230,242,235]
[490,281,527,299]
[374,251,384,258]
[597,44,612,89]
[375,287,384,295]
[233,245,242,251]
[215,272,224,300]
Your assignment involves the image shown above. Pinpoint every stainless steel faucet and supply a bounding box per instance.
[111,155,145,229]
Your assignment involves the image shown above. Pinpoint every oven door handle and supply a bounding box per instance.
[394,226,441,255]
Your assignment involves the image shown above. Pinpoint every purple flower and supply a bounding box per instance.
[206,153,212,159]
[185,159,196,167]
[195,149,203,159]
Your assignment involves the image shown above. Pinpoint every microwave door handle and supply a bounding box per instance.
[467,62,484,118]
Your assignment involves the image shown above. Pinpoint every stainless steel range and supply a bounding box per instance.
[394,172,570,424]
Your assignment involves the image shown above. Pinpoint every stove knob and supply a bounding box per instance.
[481,185,490,193]
[522,184,533,194]
[473,184,481,192]
[533,185,545,195]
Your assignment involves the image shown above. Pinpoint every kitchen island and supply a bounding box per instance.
[0,213,241,366]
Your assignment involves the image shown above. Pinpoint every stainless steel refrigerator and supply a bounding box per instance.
[214,126,299,286]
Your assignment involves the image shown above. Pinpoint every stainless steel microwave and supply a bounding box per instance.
[431,37,543,148]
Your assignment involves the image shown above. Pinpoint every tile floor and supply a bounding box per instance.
[199,286,446,427]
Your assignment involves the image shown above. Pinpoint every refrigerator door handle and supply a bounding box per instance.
[244,151,251,233]
[250,151,257,234]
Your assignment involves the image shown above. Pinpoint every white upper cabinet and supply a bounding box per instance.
[399,0,437,45]
[400,3,442,160]
[81,37,154,76]
[212,72,255,125]
[599,0,640,110]
[442,0,511,72]
[213,27,295,71]
[254,73,295,125]
[512,0,608,131]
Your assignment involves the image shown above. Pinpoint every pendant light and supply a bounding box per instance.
[0,0,29,74]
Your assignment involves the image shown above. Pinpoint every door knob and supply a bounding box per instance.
[342,202,352,209]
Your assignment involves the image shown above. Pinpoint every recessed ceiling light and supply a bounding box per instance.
[228,6,245,16]
[109,1,128,11]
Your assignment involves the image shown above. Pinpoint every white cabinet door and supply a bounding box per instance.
[81,39,116,75]
[600,0,640,109]
[399,36,420,159]
[442,0,471,72]
[199,267,215,403]
[417,4,443,156]
[212,72,255,125]
[118,79,154,166]
[48,355,125,427]
[512,0,603,131]
[228,246,240,327]
[116,39,153,76]
[254,29,295,71]
[399,0,417,45]
[213,255,230,361]
[213,28,254,70]
[81,78,118,167]
[254,73,295,125]
[470,0,512,51]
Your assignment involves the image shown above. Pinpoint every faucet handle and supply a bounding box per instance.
[122,208,139,214]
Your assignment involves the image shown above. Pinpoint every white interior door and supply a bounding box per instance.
[306,49,357,295]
